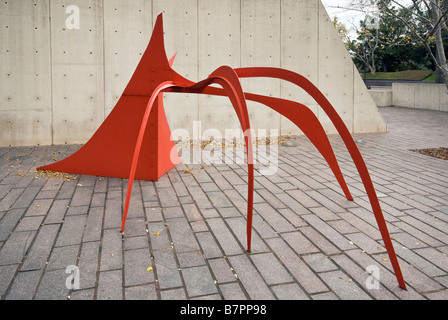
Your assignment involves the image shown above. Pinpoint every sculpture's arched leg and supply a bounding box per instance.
[188,66,255,252]
[234,67,406,289]
[120,81,179,233]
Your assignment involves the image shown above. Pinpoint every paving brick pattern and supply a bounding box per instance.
[1,106,448,300]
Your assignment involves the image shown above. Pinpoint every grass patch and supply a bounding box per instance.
[422,71,437,82]
[365,70,434,81]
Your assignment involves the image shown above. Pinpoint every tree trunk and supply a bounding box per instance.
[432,1,448,89]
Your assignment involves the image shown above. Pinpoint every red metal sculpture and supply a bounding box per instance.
[37,13,406,289]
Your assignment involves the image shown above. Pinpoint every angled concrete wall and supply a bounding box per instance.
[0,0,387,147]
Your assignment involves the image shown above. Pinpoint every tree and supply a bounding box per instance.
[347,2,434,75]
[333,16,352,49]
[351,0,448,87]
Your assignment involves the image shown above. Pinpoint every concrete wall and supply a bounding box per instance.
[392,83,448,112]
[369,87,393,107]
[0,0,387,147]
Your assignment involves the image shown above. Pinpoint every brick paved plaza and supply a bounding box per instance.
[0,106,447,300]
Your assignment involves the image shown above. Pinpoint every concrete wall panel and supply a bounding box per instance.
[280,0,319,136]
[153,0,199,136]
[353,68,387,133]
[392,83,448,112]
[50,0,104,145]
[318,0,354,134]
[392,83,415,108]
[440,86,448,112]
[414,83,440,111]
[241,0,281,136]
[103,0,153,115]
[197,0,242,139]
[0,0,52,146]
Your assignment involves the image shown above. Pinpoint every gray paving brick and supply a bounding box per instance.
[160,287,186,300]
[188,186,213,209]
[254,203,295,233]
[70,288,95,300]
[250,252,293,285]
[177,251,205,268]
[168,217,200,253]
[320,270,372,300]
[303,253,338,273]
[104,198,122,229]
[228,254,275,300]
[157,187,180,208]
[124,248,154,286]
[207,218,243,256]
[35,269,69,300]
[21,224,59,271]
[267,237,328,294]
[219,282,247,300]
[25,198,53,217]
[0,188,24,211]
[148,221,171,251]
[46,245,79,271]
[0,264,18,297]
[162,206,183,219]
[0,231,36,265]
[43,199,69,225]
[272,283,309,300]
[4,270,42,300]
[281,231,319,255]
[0,208,26,241]
[208,258,236,284]
[66,205,89,216]
[83,207,104,242]
[90,192,106,207]
[15,216,44,232]
[78,241,100,289]
[302,214,354,250]
[100,228,122,271]
[153,249,183,289]
[11,186,41,209]
[414,247,448,273]
[56,215,87,247]
[197,232,223,259]
[70,186,94,207]
[97,270,123,300]
[182,265,218,297]
[125,284,157,300]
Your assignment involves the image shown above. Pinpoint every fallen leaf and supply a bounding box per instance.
[154,231,160,236]
[183,169,192,174]
[382,258,388,262]
[146,266,153,272]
